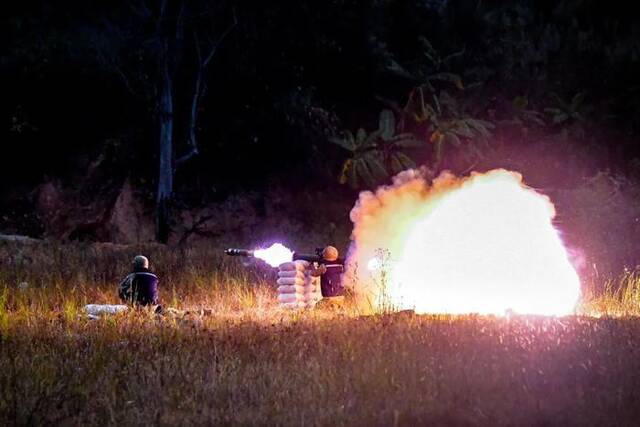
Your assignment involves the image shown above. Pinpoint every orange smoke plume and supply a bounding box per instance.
[345,169,581,315]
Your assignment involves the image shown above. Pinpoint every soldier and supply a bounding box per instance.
[118,255,159,307]
[311,246,345,307]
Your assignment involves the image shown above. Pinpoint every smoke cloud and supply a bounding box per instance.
[344,168,581,315]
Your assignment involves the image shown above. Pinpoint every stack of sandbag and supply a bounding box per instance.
[277,260,322,309]
[84,304,128,319]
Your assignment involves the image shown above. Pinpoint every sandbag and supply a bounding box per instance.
[277,284,305,294]
[277,276,305,286]
[278,261,308,271]
[85,304,129,316]
[277,270,305,279]
[277,260,314,310]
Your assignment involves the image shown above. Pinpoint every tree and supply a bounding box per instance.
[96,0,236,242]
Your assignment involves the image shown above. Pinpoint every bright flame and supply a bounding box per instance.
[367,257,382,272]
[347,169,581,315]
[253,243,294,267]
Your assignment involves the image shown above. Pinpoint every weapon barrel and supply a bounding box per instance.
[225,248,255,257]
[292,252,321,263]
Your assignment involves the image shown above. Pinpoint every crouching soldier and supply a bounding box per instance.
[118,255,159,307]
[311,246,345,308]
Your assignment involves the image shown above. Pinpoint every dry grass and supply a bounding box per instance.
[579,270,640,317]
[1,241,640,426]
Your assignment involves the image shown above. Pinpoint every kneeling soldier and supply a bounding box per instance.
[312,246,345,308]
[118,255,159,306]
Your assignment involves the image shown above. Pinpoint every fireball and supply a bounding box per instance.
[347,169,581,315]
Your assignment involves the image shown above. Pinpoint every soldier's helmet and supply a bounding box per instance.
[133,255,149,270]
[322,246,339,261]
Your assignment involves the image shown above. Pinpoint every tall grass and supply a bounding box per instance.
[2,241,640,425]
[0,285,8,333]
[0,240,276,315]
[579,269,640,316]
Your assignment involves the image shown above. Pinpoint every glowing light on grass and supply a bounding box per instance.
[347,169,581,315]
[253,243,294,267]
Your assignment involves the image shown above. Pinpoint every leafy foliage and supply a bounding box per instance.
[509,96,546,126]
[545,92,591,125]
[385,36,465,91]
[404,87,494,163]
[545,92,593,139]
[331,110,421,188]
[496,96,547,138]
[341,37,495,181]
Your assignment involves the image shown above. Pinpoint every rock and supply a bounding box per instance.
[33,176,154,243]
[0,234,39,243]
[35,180,66,235]
[108,179,154,244]
[35,180,64,217]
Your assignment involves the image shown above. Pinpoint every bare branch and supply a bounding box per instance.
[176,0,186,42]
[96,17,139,96]
[193,30,202,64]
[177,214,215,246]
[113,63,138,96]
[177,7,238,168]
[130,0,152,19]
[156,0,169,34]
[175,147,198,167]
[175,31,202,168]
[203,8,237,67]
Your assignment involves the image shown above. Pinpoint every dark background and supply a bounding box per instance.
[1,0,639,279]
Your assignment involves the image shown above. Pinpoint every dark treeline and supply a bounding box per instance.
[1,1,640,275]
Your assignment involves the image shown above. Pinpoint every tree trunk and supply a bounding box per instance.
[156,50,173,243]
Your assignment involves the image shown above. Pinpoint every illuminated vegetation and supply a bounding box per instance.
[1,242,640,425]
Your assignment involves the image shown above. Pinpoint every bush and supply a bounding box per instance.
[559,171,640,283]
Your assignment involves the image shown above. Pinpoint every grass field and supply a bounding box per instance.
[1,241,640,426]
